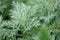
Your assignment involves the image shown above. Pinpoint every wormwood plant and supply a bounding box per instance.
[0,0,60,40]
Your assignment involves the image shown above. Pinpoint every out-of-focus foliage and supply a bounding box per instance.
[0,0,60,40]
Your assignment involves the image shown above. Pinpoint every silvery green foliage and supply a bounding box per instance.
[0,0,60,40]
[0,20,17,40]
[10,1,40,32]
